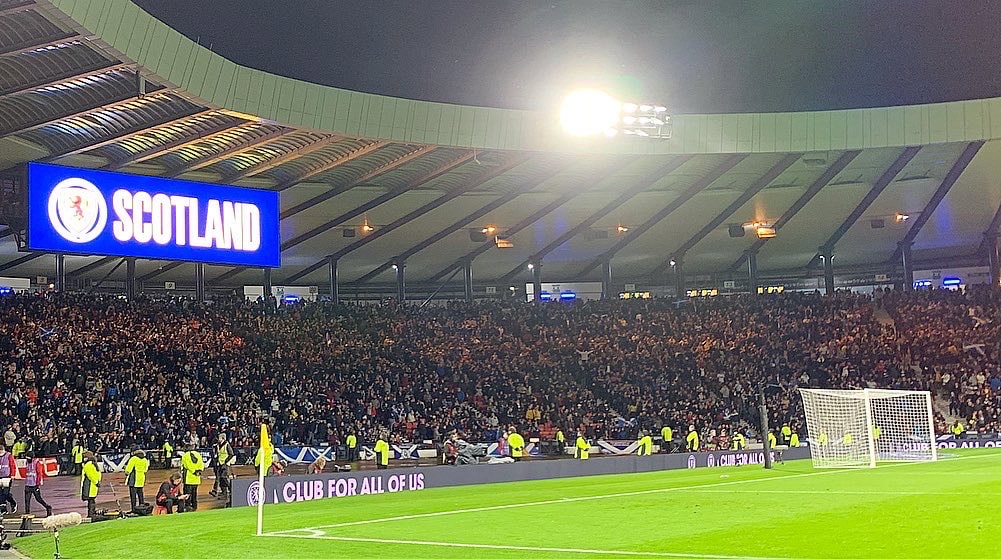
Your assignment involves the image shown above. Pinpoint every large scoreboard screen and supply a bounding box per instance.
[27,163,280,268]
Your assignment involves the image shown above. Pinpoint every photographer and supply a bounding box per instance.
[155,473,188,514]
[180,445,204,511]
[307,456,327,474]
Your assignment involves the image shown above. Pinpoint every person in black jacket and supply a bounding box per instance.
[155,473,188,514]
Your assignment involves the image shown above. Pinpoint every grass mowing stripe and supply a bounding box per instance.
[282,452,1001,533]
[261,532,803,559]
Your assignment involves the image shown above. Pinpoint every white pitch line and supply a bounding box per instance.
[680,489,1001,496]
[262,532,801,559]
[273,452,1001,534]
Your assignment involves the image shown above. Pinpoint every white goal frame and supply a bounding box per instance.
[799,388,937,468]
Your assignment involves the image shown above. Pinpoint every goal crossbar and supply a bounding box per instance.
[799,388,937,468]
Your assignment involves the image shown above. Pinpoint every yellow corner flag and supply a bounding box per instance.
[256,423,272,536]
[261,423,273,454]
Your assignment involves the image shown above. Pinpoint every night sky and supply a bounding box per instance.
[133,0,1001,114]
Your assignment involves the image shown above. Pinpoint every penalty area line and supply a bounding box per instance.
[271,452,1001,534]
[260,532,801,559]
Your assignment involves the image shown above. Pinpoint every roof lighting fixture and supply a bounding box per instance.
[756,226,777,239]
[560,89,671,139]
[617,224,629,233]
[895,213,910,222]
[481,225,497,234]
[560,89,621,137]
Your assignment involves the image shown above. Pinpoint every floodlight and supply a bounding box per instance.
[560,89,621,136]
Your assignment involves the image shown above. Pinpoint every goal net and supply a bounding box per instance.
[799,388,937,468]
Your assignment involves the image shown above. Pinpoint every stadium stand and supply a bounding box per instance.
[1,288,998,460]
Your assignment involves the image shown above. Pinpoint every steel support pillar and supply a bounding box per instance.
[263,268,273,299]
[532,262,542,302]
[986,233,1000,289]
[601,260,612,300]
[821,246,835,295]
[327,258,338,304]
[55,254,65,292]
[759,391,773,470]
[195,263,205,301]
[747,251,759,296]
[900,241,914,290]
[673,256,686,298]
[463,260,473,303]
[125,258,136,301]
[394,260,406,305]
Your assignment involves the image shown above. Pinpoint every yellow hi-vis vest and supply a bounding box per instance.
[508,432,525,458]
[181,450,205,485]
[637,435,652,456]
[81,459,101,499]
[374,439,390,466]
[661,426,673,442]
[346,434,357,449]
[125,456,148,488]
[72,445,84,464]
[216,442,234,466]
[255,447,274,473]
[686,431,700,451]
[575,436,590,460]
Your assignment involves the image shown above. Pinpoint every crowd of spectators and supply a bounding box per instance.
[0,286,998,458]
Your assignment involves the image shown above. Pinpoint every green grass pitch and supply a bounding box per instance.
[15,448,1000,559]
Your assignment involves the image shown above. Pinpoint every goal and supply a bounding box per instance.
[799,388,937,468]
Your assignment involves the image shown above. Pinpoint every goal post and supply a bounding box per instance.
[799,388,937,468]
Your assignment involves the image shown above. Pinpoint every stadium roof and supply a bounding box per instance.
[1,0,1000,291]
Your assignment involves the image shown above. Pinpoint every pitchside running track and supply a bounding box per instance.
[14,449,1001,559]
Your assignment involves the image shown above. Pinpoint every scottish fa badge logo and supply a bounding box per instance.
[47,177,107,243]
[247,480,262,506]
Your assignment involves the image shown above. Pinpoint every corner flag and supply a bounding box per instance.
[256,423,272,536]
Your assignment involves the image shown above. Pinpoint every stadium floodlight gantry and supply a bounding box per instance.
[0,0,1000,302]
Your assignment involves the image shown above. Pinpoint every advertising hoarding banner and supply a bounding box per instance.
[935,435,1001,449]
[27,162,280,267]
[231,446,811,507]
